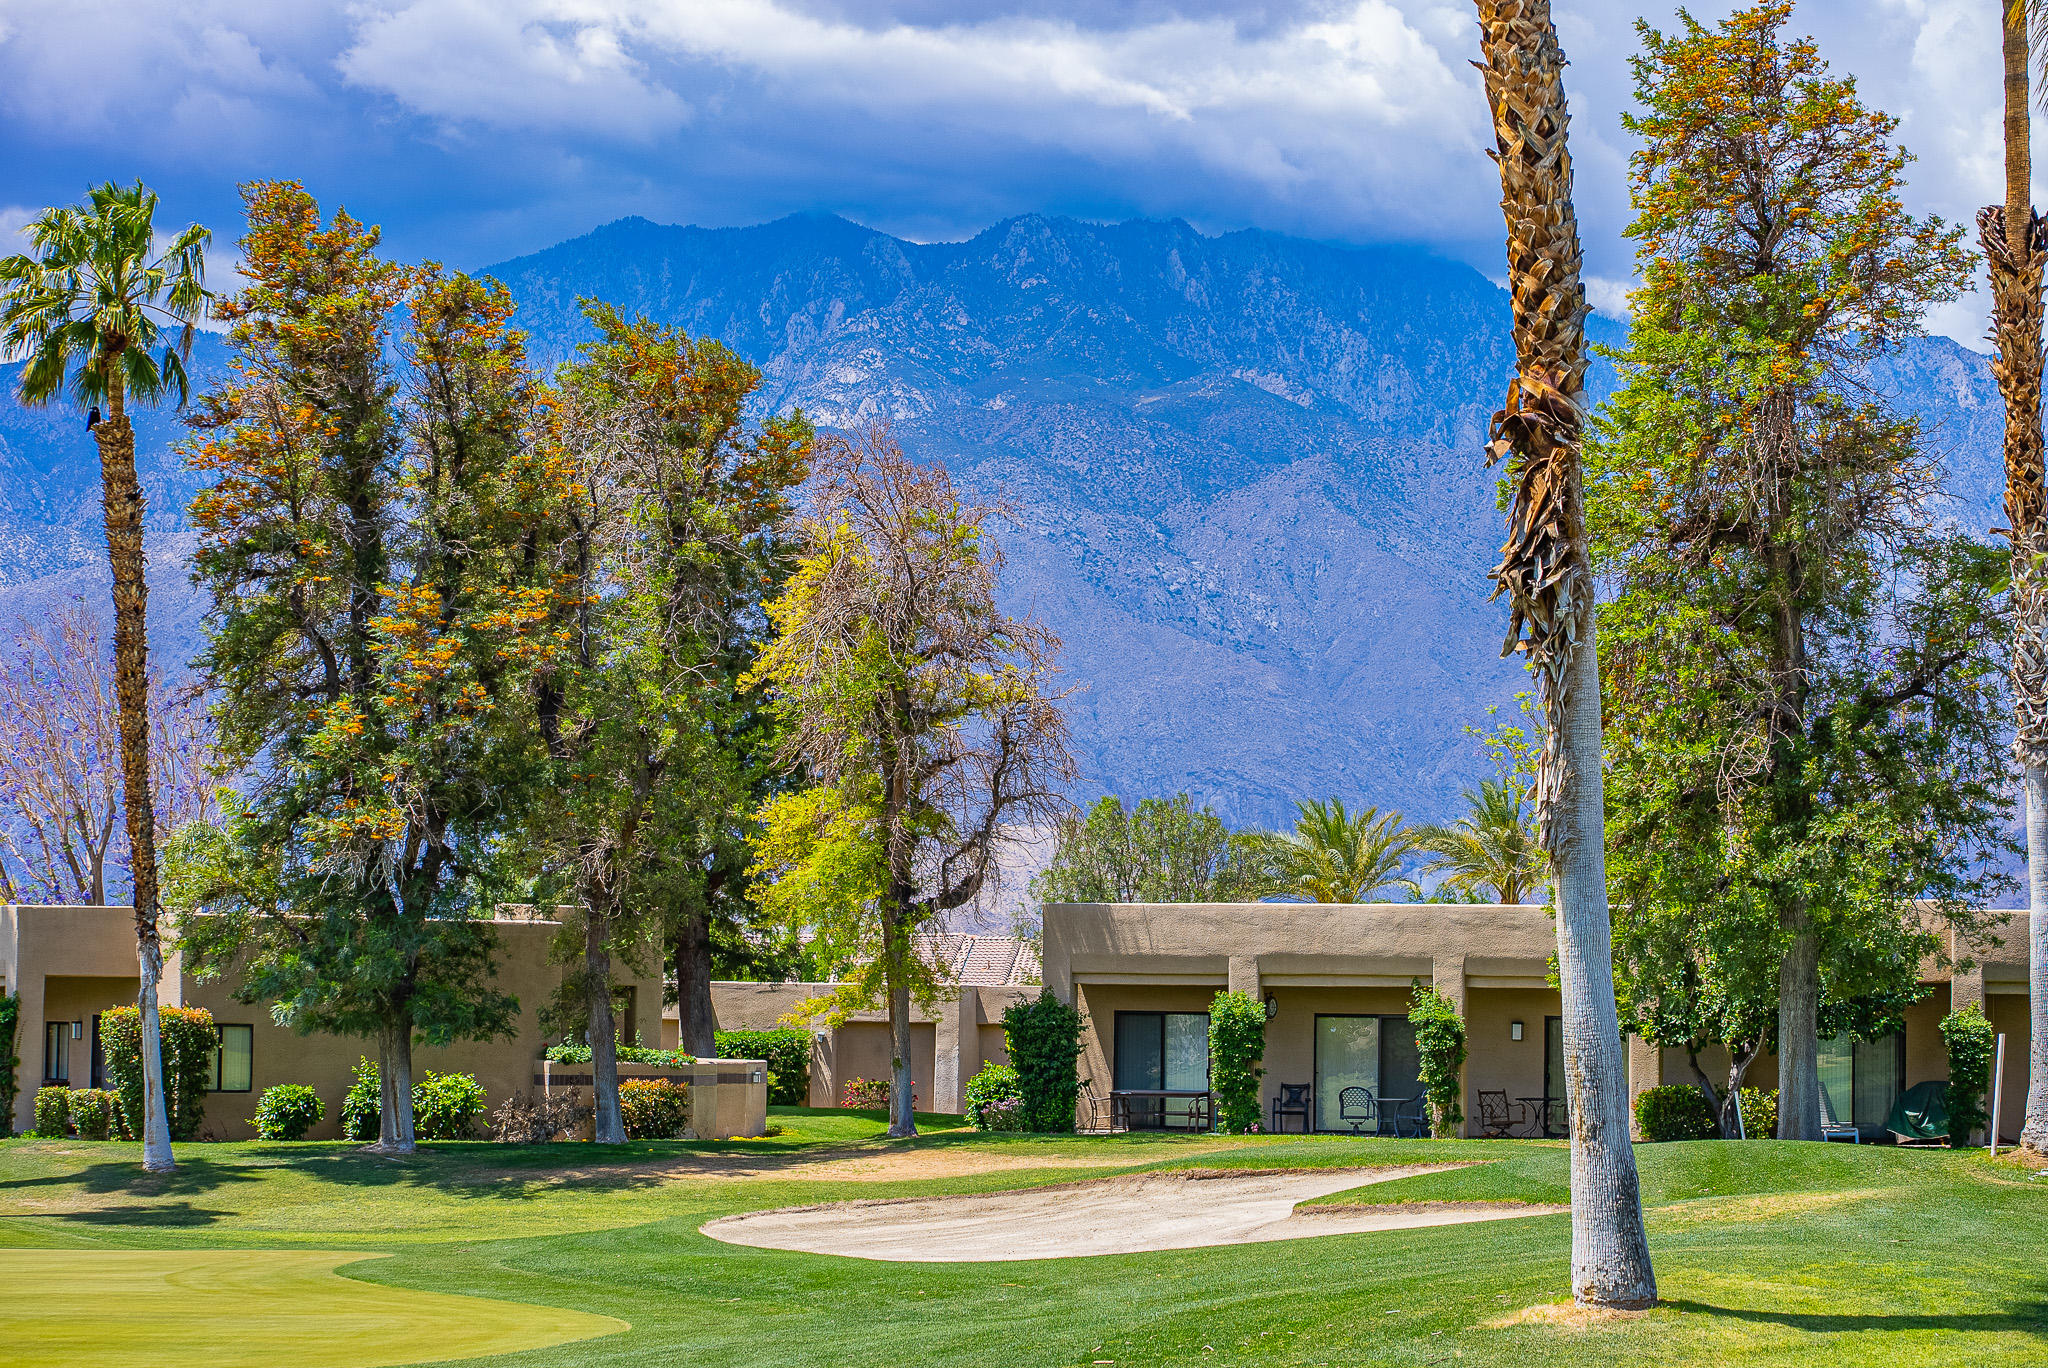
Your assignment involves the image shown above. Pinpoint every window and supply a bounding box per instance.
[43,1021,70,1085]
[211,1024,254,1093]
[1313,1015,1424,1134]
[1542,1016,1567,1138]
[1818,1031,1905,1138]
[1112,1011,1209,1129]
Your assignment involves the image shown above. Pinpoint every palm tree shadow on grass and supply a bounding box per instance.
[1663,1294,2048,1337]
[0,1159,264,1199]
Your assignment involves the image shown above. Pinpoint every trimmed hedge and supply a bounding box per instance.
[544,1044,695,1068]
[255,1084,325,1141]
[1207,990,1267,1134]
[33,1086,69,1138]
[1003,989,1085,1133]
[1634,1084,1717,1141]
[101,1004,216,1141]
[0,992,19,1133]
[1408,982,1467,1137]
[715,1028,810,1106]
[964,1062,1025,1131]
[67,1088,117,1140]
[619,1079,691,1139]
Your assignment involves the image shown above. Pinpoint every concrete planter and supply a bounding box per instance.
[534,1058,769,1140]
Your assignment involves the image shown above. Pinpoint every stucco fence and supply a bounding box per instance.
[535,1058,770,1140]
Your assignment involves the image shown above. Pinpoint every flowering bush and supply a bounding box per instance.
[964,1063,1026,1131]
[841,1076,913,1110]
[619,1079,692,1139]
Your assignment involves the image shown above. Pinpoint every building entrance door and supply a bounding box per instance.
[1315,1015,1380,1132]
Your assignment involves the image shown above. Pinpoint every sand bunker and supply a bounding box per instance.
[702,1167,1565,1261]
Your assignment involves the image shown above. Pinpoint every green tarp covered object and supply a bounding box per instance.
[1885,1079,1949,1141]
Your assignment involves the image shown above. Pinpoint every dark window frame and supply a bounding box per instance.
[1542,1015,1567,1139]
[211,1023,255,1093]
[43,1020,70,1086]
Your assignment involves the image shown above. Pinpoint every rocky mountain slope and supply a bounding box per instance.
[0,214,2008,832]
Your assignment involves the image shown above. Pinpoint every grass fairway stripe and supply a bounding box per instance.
[0,1249,627,1368]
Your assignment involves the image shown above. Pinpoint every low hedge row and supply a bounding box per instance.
[714,1028,810,1106]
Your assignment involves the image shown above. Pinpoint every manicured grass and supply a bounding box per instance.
[4,1110,2046,1366]
[0,1249,625,1368]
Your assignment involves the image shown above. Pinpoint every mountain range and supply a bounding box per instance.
[0,212,2011,837]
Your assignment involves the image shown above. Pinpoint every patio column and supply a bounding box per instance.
[1227,955,1261,1000]
[1950,962,1986,1016]
[1432,954,1468,1136]
[932,988,974,1115]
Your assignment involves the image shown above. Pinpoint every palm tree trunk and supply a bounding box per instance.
[95,370,175,1174]
[587,902,624,1145]
[1473,0,1654,1306]
[1989,0,2048,1156]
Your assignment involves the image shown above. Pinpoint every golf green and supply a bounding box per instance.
[0,1248,626,1368]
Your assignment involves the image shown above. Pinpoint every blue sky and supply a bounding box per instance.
[0,1,2016,345]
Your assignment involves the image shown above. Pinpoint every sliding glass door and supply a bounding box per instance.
[1818,1032,1905,1138]
[1313,1016,1425,1133]
[1113,1011,1210,1129]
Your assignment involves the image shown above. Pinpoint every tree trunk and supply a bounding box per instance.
[94,375,175,1175]
[1990,0,2048,1157]
[1775,907,1821,1141]
[376,1018,416,1152]
[587,906,624,1144]
[1552,616,1658,1307]
[2023,767,2048,1152]
[888,969,916,1140]
[671,907,718,1058]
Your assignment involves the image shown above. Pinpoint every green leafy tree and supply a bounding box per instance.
[1592,4,2000,1145]
[1031,793,1261,907]
[1251,798,1418,903]
[747,424,1074,1138]
[518,303,810,1141]
[0,180,211,1174]
[171,184,563,1152]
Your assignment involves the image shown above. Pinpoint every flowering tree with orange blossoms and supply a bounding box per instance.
[170,183,574,1152]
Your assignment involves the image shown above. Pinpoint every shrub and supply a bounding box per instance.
[1207,990,1267,1134]
[1634,1084,1717,1142]
[33,1086,70,1138]
[0,992,19,1133]
[1736,1087,1777,1140]
[341,1057,382,1142]
[67,1088,117,1140]
[619,1079,692,1139]
[1408,981,1467,1137]
[412,1071,487,1140]
[543,1044,695,1068]
[1003,989,1085,1133]
[840,1077,893,1109]
[491,1089,590,1144]
[1942,1002,1997,1147]
[715,1028,811,1105]
[100,1004,217,1141]
[254,1084,325,1141]
[964,1063,1026,1131]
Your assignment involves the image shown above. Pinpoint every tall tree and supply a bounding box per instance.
[1032,793,1261,907]
[1417,778,1545,904]
[1597,3,1983,1147]
[748,424,1074,1139]
[175,185,559,1152]
[520,303,810,1137]
[1252,799,1420,903]
[0,605,218,905]
[1470,0,1655,1307]
[1990,0,2048,1156]
[0,181,210,1174]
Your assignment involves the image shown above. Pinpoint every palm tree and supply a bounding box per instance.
[1471,0,1655,1306]
[1417,778,1549,904]
[0,182,208,1174]
[1255,799,1420,903]
[1988,1,2048,1157]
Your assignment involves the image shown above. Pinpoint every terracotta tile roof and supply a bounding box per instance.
[916,933,1041,986]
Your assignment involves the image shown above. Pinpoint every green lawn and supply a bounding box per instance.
[3,1108,2045,1366]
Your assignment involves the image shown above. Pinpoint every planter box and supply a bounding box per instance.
[534,1058,769,1140]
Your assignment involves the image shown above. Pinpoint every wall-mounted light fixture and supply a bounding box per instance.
[1264,995,1278,1021]
[1510,1020,1524,1042]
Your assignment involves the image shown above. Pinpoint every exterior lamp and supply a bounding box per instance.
[1263,995,1278,1021]
[1510,1020,1524,1042]
[751,1070,764,1084]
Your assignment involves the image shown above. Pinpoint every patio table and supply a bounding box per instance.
[1109,1088,1212,1132]
[1516,1096,1563,1139]
[1376,1095,1424,1137]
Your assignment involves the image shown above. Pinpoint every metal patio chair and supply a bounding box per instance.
[1270,1083,1313,1134]
[1337,1086,1378,1135]
[1476,1089,1530,1139]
